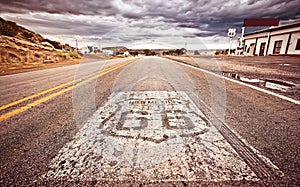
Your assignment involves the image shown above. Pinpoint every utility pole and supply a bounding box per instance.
[241,27,245,42]
[229,38,232,56]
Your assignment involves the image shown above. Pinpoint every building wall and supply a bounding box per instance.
[255,37,268,55]
[244,38,256,55]
[270,26,300,36]
[243,24,300,55]
[287,31,300,55]
[267,34,289,55]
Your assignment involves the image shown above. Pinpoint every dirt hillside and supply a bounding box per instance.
[0,17,81,74]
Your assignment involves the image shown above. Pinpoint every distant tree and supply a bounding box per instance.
[194,50,200,55]
[215,50,228,55]
[144,49,154,56]
[215,50,220,55]
[87,46,93,53]
[44,39,63,49]
[23,31,33,39]
[180,48,187,54]
[175,49,181,55]
[224,49,229,55]
[130,51,138,56]
[169,50,176,55]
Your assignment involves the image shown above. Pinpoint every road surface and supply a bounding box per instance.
[0,56,299,186]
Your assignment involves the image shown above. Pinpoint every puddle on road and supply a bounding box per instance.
[279,63,290,66]
[265,80,295,92]
[222,72,296,92]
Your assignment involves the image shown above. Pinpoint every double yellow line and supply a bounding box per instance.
[0,59,136,122]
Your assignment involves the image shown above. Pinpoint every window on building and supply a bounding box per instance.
[273,40,282,54]
[296,39,300,50]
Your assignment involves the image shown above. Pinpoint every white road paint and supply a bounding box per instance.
[173,60,300,105]
[44,91,280,181]
[265,81,291,92]
[240,77,263,83]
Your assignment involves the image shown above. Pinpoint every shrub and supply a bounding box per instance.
[0,18,19,37]
[55,52,68,59]
[55,52,80,59]
[69,52,80,59]
[23,31,34,39]
[44,39,63,49]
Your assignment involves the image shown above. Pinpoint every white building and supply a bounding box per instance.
[244,20,300,56]
[78,47,89,54]
[123,51,130,57]
[102,49,114,55]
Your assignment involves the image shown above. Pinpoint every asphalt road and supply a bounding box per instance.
[0,56,299,186]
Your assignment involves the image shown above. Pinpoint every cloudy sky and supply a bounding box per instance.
[0,0,299,49]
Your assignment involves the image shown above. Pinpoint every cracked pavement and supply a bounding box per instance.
[45,91,268,182]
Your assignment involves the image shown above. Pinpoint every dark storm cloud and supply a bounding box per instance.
[138,0,299,36]
[166,0,300,36]
[0,0,299,47]
[2,13,116,36]
[0,0,114,15]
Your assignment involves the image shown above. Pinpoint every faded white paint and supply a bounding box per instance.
[44,91,266,181]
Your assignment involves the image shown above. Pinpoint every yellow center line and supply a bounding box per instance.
[0,59,136,122]
[0,59,134,112]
